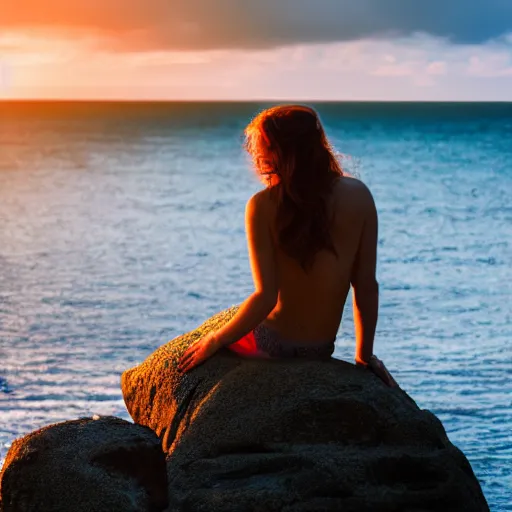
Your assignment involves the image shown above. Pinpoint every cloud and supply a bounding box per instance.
[3,31,511,101]
[426,61,447,75]
[1,0,512,51]
[468,53,512,76]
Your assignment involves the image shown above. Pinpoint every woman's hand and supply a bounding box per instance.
[357,355,398,387]
[178,332,222,373]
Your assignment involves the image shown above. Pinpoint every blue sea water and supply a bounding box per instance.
[0,101,511,510]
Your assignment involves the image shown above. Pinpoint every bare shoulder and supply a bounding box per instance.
[334,176,376,212]
[248,187,269,204]
[336,175,374,199]
[245,189,276,228]
[247,188,276,215]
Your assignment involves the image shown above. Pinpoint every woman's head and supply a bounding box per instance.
[244,104,342,190]
[244,105,344,270]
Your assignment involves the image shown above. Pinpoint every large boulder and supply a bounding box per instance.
[122,307,489,512]
[0,416,168,512]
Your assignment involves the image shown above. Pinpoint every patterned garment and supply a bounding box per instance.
[228,323,335,359]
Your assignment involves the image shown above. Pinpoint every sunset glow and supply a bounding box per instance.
[1,1,512,100]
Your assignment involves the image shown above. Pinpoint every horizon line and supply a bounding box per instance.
[1,98,512,104]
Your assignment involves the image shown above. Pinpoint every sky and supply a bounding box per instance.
[1,0,512,100]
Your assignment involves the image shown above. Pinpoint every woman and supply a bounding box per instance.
[178,105,396,387]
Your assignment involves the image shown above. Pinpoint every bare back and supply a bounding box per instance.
[261,176,375,343]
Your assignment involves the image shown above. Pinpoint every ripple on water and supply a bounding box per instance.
[0,377,13,394]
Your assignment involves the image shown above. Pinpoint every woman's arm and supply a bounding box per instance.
[213,191,278,347]
[179,191,277,372]
[350,184,379,366]
[350,185,397,387]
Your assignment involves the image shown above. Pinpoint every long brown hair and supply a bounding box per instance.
[244,105,344,271]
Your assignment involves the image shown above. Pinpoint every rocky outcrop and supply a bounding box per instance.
[0,416,168,512]
[122,307,489,512]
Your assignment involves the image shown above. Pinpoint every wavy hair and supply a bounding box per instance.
[244,105,344,271]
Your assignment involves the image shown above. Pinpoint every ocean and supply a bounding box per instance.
[0,101,510,509]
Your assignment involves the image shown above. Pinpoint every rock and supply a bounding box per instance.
[0,416,168,512]
[122,307,489,512]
